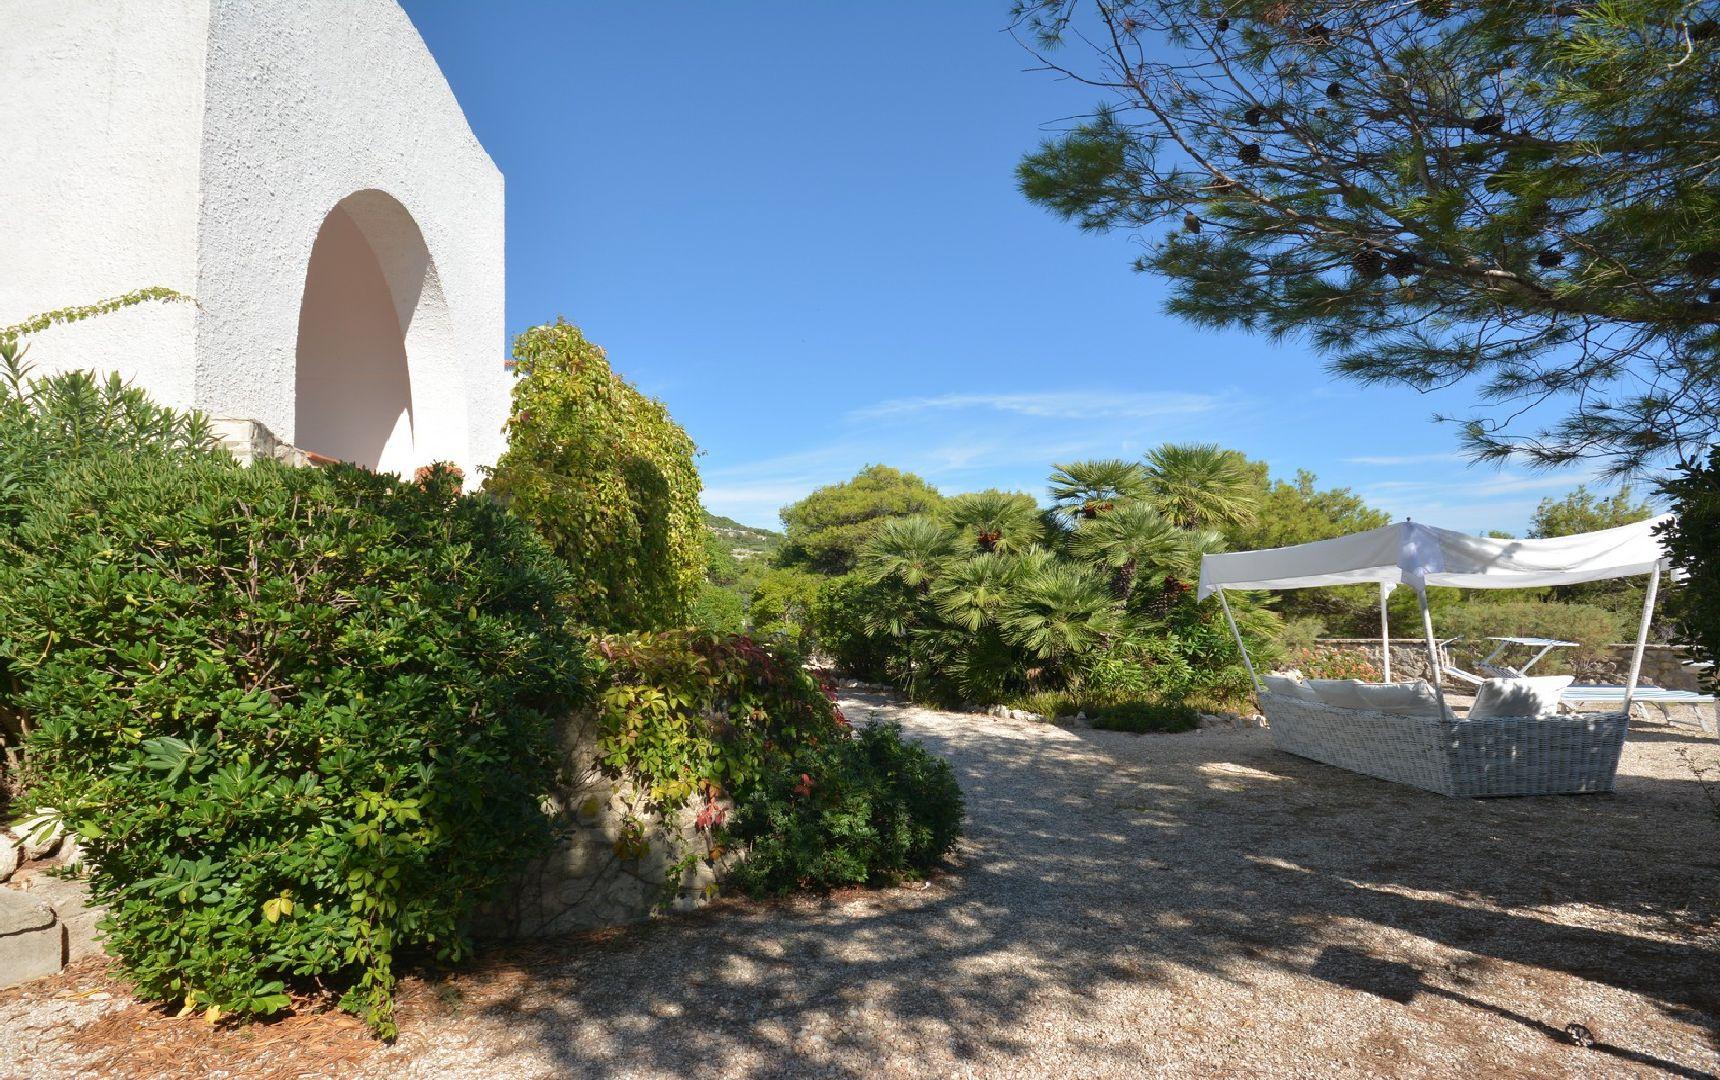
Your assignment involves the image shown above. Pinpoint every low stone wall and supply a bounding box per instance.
[1312,639,1708,692]
[472,711,730,940]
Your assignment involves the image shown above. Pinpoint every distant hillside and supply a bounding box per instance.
[703,510,783,561]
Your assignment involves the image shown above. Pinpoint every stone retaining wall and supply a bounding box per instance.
[1311,639,1708,691]
[472,711,730,941]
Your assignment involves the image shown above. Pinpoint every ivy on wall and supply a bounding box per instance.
[486,320,705,632]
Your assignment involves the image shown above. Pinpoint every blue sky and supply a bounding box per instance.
[402,1,1619,535]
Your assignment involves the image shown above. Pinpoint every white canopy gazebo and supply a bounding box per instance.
[1198,516,1674,796]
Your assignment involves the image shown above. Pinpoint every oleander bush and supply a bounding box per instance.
[724,720,964,897]
[0,449,584,1035]
[486,320,705,632]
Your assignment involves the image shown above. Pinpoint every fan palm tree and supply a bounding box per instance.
[932,553,1025,632]
[942,489,1044,554]
[1070,502,1185,601]
[999,562,1120,665]
[1141,443,1259,530]
[857,514,957,590]
[1047,459,1148,520]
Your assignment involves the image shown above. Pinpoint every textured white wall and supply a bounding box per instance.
[195,0,508,481]
[0,0,209,404]
[1,0,508,483]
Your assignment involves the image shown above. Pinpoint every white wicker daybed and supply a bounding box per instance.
[1199,516,1674,798]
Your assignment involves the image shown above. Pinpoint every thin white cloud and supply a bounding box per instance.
[849,390,1227,423]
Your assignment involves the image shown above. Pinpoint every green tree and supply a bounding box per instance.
[1048,458,1148,519]
[1528,484,1656,538]
[941,489,1047,553]
[1015,1,1720,473]
[1228,469,1392,551]
[747,567,825,645]
[1660,451,1720,690]
[1142,442,1259,529]
[485,321,704,631]
[858,515,959,591]
[778,465,943,574]
[1069,501,1185,601]
[999,562,1120,670]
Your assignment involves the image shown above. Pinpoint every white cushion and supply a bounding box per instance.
[1467,675,1574,720]
[1307,679,1368,709]
[1349,680,1447,719]
[1262,674,1320,701]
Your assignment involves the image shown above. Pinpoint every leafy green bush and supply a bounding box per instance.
[724,721,963,896]
[486,321,704,632]
[746,566,824,647]
[809,573,899,680]
[1085,700,1202,733]
[1282,645,1382,682]
[587,630,845,820]
[0,344,220,809]
[1,452,583,1034]
[1660,453,1720,692]
[1437,599,1624,670]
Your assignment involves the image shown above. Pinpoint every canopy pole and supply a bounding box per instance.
[1379,583,1392,684]
[1415,587,1450,718]
[1216,588,1262,693]
[1622,561,1662,718]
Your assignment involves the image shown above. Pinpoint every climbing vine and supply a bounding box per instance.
[486,321,705,632]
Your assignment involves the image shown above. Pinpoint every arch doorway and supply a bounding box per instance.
[294,190,443,474]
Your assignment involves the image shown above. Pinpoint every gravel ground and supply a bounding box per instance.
[5,690,1719,1078]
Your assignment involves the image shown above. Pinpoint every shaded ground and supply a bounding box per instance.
[5,691,1719,1078]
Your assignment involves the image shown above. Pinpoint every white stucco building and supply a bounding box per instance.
[1,0,508,481]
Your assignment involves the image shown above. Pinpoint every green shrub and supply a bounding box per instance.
[1282,645,1382,681]
[1085,700,1203,733]
[747,566,824,647]
[809,573,899,679]
[486,320,704,632]
[0,345,220,810]
[1,453,583,1034]
[725,721,963,896]
[1437,599,1624,670]
[691,580,747,633]
[587,630,845,820]
[1661,452,1720,692]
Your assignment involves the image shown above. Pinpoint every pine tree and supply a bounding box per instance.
[1015,0,1720,474]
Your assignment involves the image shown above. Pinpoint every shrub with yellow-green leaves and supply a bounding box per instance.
[486,321,705,632]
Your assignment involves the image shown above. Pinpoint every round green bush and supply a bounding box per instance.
[0,453,584,1034]
[724,720,965,897]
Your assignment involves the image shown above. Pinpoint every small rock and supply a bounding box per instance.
[59,836,85,872]
[19,830,60,862]
[0,837,20,882]
[0,891,62,989]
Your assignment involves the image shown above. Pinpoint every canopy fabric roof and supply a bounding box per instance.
[1197,514,1672,599]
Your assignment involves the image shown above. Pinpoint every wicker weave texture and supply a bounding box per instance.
[1259,691,1628,798]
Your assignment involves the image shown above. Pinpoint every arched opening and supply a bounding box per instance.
[294,190,441,474]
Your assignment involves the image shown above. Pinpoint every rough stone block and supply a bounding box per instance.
[23,877,103,962]
[0,890,63,989]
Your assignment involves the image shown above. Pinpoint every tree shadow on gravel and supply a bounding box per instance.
[458,694,1720,1078]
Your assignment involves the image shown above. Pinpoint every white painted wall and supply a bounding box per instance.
[195,0,508,481]
[0,0,209,405]
[0,0,509,483]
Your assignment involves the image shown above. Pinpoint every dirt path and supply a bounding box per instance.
[6,692,1720,1078]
